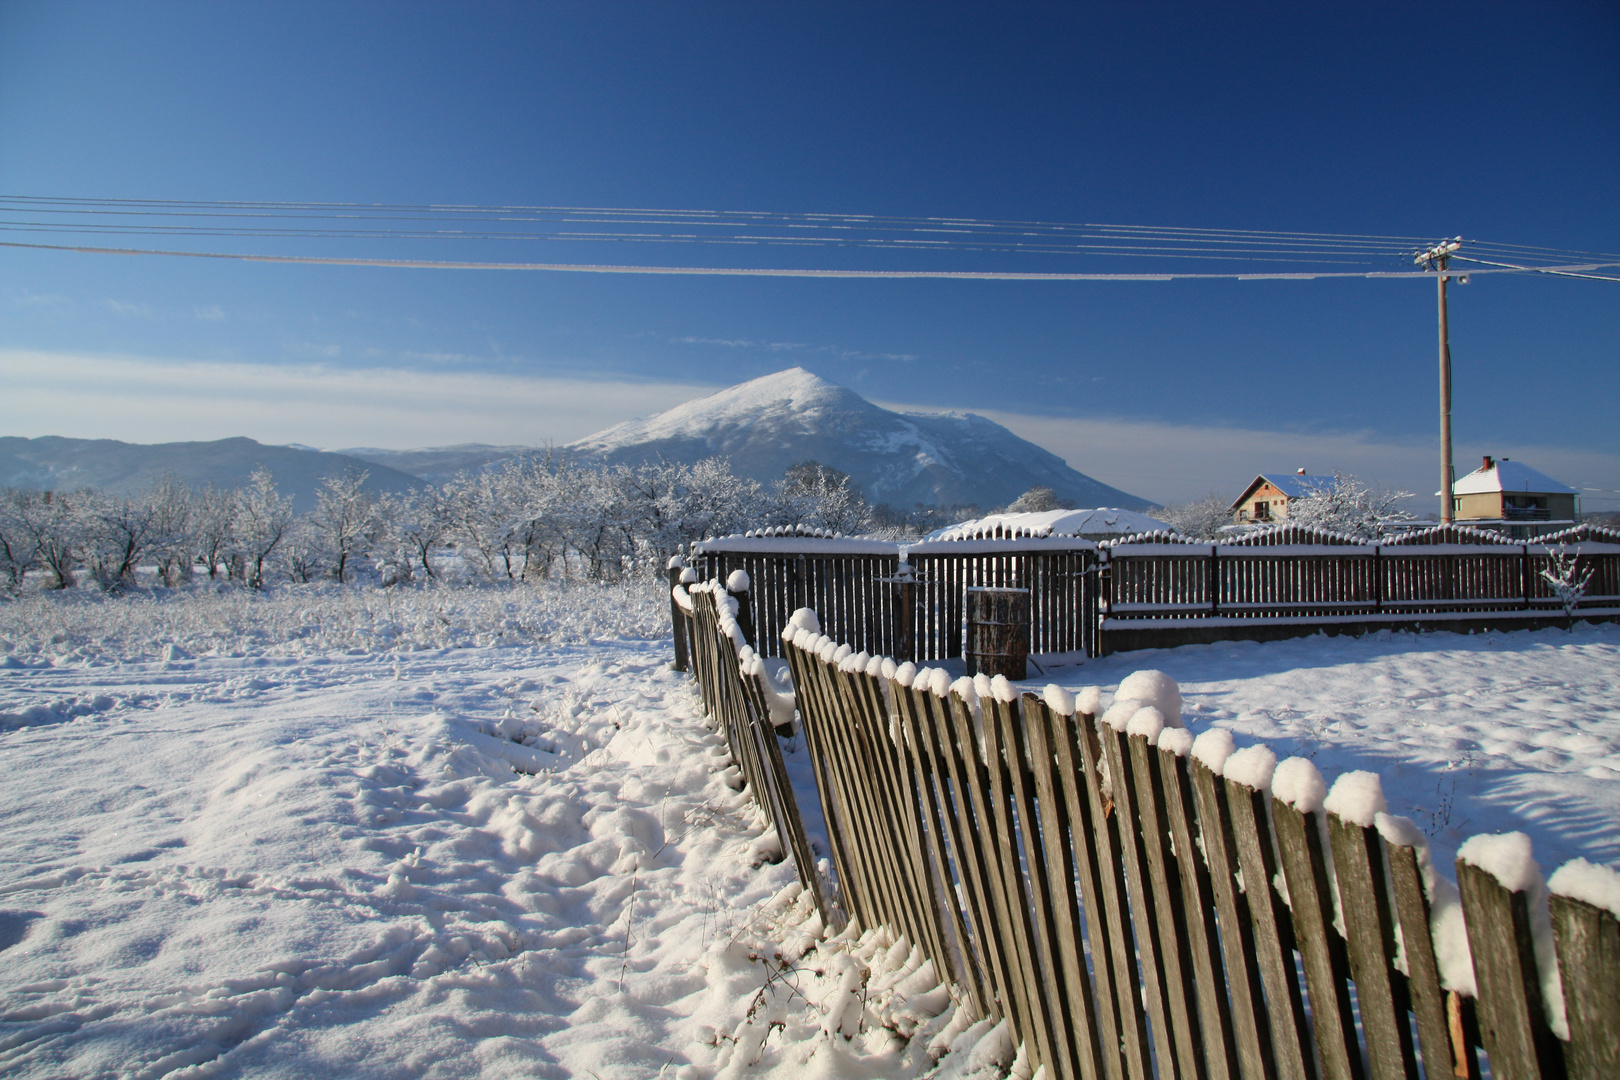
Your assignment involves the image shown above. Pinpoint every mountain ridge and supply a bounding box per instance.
[564,367,1150,511]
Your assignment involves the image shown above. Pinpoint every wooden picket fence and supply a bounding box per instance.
[674,577,1619,1080]
[1103,523,1620,623]
[683,524,1620,662]
[687,533,1102,662]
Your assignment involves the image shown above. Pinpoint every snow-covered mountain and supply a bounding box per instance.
[566,367,1150,511]
[0,436,421,512]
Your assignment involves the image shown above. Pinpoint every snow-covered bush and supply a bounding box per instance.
[1540,543,1593,623]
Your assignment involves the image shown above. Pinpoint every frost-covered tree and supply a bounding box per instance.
[1286,472,1415,539]
[309,469,380,583]
[1155,492,1233,540]
[229,470,293,588]
[773,461,870,534]
[14,490,81,589]
[0,490,39,591]
[189,484,236,580]
[1004,485,1060,513]
[83,488,159,589]
[377,486,451,583]
[144,475,196,586]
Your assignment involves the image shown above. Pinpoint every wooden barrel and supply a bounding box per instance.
[966,586,1031,679]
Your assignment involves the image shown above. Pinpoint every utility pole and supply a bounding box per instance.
[1416,238,1462,523]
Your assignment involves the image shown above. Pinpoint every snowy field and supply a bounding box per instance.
[2,581,1617,1078]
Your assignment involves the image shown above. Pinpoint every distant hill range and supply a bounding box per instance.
[0,436,420,513]
[5,368,1149,513]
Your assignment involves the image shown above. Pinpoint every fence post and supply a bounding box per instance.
[667,555,689,672]
[1211,544,1221,615]
[726,569,756,648]
[893,561,916,662]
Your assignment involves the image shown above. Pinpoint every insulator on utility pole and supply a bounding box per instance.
[1415,238,1462,524]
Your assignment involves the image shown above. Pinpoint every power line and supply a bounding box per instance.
[5,237,1617,281]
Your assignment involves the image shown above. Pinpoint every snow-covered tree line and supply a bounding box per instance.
[0,455,873,592]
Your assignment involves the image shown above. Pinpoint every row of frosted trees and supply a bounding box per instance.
[0,455,871,592]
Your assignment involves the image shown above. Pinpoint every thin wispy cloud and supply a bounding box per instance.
[0,349,717,449]
[104,299,154,318]
[193,305,226,321]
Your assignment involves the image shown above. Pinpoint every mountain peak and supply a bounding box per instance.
[567,369,1149,511]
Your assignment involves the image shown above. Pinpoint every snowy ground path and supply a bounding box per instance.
[1068,622,1620,873]
[0,636,831,1078]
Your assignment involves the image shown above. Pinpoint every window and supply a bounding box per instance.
[1254,500,1271,520]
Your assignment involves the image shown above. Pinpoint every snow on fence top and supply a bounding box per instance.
[925,507,1171,542]
[1382,523,1521,546]
[905,535,1100,555]
[690,528,899,556]
[1220,522,1369,546]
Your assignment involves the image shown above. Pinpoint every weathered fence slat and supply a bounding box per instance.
[1325,813,1419,1080]
[1225,776,1318,1080]
[1124,731,1208,1080]
[1382,839,1480,1080]
[1456,860,1567,1080]
[1550,892,1620,1080]
[1270,797,1364,1080]
[1188,758,1279,1080]
[1157,748,1243,1080]
[1022,694,1111,1080]
[1100,725,1187,1078]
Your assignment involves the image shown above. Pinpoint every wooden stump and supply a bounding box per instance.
[966,587,1030,679]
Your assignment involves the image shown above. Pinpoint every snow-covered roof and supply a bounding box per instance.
[1227,473,1336,512]
[1259,473,1336,499]
[924,507,1171,542]
[1444,459,1577,497]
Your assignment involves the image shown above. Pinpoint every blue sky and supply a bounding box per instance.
[2,1,1616,507]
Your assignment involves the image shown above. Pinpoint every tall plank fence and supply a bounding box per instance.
[687,523,1620,661]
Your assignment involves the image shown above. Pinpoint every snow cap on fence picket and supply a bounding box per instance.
[1323,771,1386,827]
[879,657,897,680]
[989,675,1017,704]
[1158,727,1194,757]
[951,676,978,709]
[1192,729,1235,774]
[1548,858,1620,919]
[1116,670,1182,725]
[1101,697,1143,732]
[894,661,917,687]
[725,569,750,593]
[928,668,953,699]
[865,655,883,678]
[1271,757,1327,814]
[1223,744,1277,793]
[667,555,685,570]
[831,643,853,665]
[817,640,838,663]
[788,627,809,648]
[679,567,698,584]
[1458,831,1545,895]
[1043,684,1076,715]
[1126,706,1167,744]
[1076,686,1101,716]
[972,673,994,703]
[787,608,821,635]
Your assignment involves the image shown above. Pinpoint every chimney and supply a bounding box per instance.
[1296,468,1306,475]
[1483,455,1494,471]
